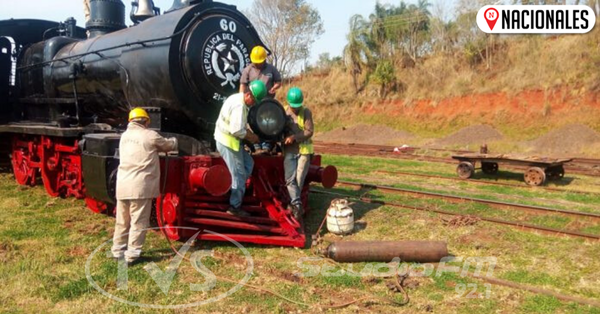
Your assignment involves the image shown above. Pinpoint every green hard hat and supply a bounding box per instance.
[287,87,304,108]
[249,80,267,102]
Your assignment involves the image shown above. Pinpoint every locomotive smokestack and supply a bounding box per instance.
[86,0,126,38]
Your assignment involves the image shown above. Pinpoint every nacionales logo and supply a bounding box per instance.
[477,5,596,34]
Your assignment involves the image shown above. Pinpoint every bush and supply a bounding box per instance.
[371,60,397,98]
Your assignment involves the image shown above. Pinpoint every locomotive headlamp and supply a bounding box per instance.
[247,99,287,141]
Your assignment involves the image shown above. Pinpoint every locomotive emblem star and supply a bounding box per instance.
[221,52,236,72]
[211,40,245,89]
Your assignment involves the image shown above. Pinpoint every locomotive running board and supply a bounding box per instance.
[177,172,306,248]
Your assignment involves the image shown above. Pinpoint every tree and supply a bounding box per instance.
[363,1,432,63]
[371,60,396,98]
[315,53,341,71]
[368,2,394,58]
[343,14,373,93]
[429,0,459,54]
[245,0,324,78]
[396,0,432,62]
[454,0,499,69]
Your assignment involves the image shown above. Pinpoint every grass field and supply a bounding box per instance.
[1,154,600,313]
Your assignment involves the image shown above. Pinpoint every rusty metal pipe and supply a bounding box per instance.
[322,241,449,263]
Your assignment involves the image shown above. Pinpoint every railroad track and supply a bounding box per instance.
[336,180,600,220]
[314,141,600,177]
[313,187,600,241]
[375,170,597,195]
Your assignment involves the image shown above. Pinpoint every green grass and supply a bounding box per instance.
[520,295,564,313]
[501,270,560,287]
[1,154,600,313]
[324,153,600,234]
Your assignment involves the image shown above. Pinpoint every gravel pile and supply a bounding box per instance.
[314,124,414,145]
[433,125,503,146]
[529,124,600,155]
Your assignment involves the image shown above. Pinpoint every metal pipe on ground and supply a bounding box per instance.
[321,240,449,263]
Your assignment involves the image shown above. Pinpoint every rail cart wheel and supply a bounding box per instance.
[481,162,499,174]
[457,161,475,179]
[545,166,565,181]
[524,167,546,186]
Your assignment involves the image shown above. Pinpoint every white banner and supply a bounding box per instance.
[477,5,596,34]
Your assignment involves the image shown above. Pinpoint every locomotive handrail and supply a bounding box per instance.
[16,10,205,72]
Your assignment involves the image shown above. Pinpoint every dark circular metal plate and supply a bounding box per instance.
[182,14,258,103]
[247,99,287,140]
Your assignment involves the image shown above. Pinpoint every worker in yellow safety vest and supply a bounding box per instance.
[214,80,266,217]
[282,87,314,220]
[112,108,178,265]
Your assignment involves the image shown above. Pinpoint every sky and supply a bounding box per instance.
[0,0,405,64]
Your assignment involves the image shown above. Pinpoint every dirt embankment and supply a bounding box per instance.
[316,123,600,156]
[362,88,600,121]
[314,87,600,156]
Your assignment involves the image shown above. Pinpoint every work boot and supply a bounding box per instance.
[113,256,138,266]
[262,142,272,152]
[289,203,303,220]
[227,206,251,218]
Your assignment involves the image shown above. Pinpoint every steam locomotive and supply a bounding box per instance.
[0,0,337,247]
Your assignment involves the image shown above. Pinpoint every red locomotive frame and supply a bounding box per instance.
[10,134,337,248]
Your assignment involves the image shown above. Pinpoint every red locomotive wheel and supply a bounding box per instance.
[85,197,108,214]
[158,193,179,224]
[11,149,36,186]
[40,138,61,197]
[163,224,180,241]
[156,194,181,241]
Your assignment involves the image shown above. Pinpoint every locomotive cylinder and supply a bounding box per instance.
[322,241,449,263]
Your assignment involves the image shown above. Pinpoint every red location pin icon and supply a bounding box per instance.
[484,8,499,31]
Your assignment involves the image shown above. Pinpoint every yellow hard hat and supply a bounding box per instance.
[128,107,150,121]
[250,46,267,64]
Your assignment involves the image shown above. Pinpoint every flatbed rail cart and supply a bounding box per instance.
[451,153,573,186]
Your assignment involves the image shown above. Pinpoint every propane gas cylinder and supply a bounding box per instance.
[326,199,354,235]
